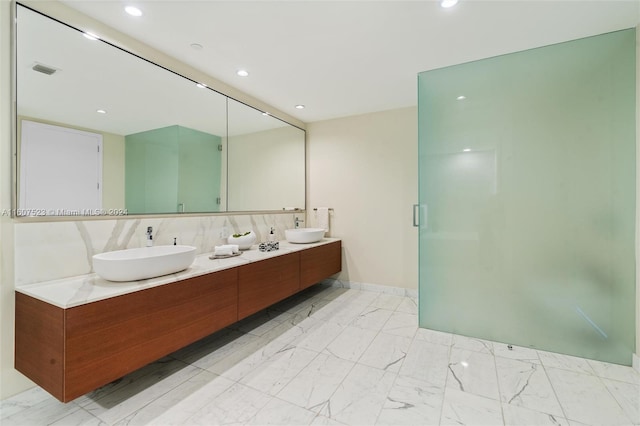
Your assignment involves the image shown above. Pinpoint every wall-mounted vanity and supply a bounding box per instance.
[14,3,306,216]
[15,239,341,402]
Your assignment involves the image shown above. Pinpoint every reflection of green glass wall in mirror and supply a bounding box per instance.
[125,126,222,214]
[14,4,305,216]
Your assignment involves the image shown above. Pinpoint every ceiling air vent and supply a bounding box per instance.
[32,63,57,75]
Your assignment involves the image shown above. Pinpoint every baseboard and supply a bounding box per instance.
[320,278,417,299]
[633,353,640,374]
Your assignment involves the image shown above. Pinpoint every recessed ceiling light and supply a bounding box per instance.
[440,0,459,8]
[125,6,143,17]
[190,43,203,51]
[96,109,107,114]
[463,148,471,152]
[83,32,99,41]
[295,105,305,109]
[457,95,466,100]
[196,83,207,89]
[236,70,249,77]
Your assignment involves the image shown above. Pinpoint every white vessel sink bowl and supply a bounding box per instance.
[285,228,326,244]
[93,245,197,282]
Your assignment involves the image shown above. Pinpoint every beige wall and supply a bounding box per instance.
[102,132,125,210]
[228,126,305,211]
[307,107,418,290]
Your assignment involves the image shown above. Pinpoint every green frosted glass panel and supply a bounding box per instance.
[418,29,635,365]
[125,125,222,214]
[125,126,179,214]
[177,126,222,212]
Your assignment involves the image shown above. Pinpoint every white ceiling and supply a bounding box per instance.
[59,0,639,124]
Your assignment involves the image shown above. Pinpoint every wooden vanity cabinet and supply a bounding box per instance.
[300,240,342,290]
[15,268,238,402]
[237,240,343,318]
[238,253,300,320]
[15,240,342,403]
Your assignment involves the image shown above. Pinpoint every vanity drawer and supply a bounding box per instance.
[238,252,300,319]
[300,240,342,289]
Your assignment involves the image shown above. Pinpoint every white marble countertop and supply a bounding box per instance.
[15,238,340,309]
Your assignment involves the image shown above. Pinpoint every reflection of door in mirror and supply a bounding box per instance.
[19,120,103,215]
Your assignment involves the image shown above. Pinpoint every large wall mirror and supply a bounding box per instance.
[14,3,305,217]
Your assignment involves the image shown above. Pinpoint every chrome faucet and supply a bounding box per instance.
[146,226,153,247]
[294,217,304,229]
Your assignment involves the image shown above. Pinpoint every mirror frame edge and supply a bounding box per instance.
[10,0,18,219]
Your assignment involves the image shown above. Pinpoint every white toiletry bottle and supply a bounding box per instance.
[268,227,276,242]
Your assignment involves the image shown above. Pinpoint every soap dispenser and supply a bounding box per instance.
[146,226,153,247]
[268,227,276,242]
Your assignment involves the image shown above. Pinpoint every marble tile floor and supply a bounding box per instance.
[2,285,639,426]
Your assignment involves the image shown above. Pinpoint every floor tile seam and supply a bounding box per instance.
[0,399,49,422]
[437,338,454,425]
[348,325,387,368]
[413,336,455,349]
[272,330,328,355]
[309,350,369,422]
[267,347,331,406]
[254,392,320,423]
[489,341,507,426]
[493,352,542,365]
[307,323,349,355]
[535,358,572,423]
[364,305,397,339]
[392,295,417,310]
[180,380,272,426]
[536,351,600,376]
[180,372,239,421]
[446,347,503,403]
[448,344,493,356]
[1,401,82,426]
[238,345,324,397]
[56,405,96,425]
[81,357,197,410]
[89,360,207,425]
[590,368,638,424]
[325,314,396,423]
[593,372,640,387]
[598,374,640,387]
[370,368,403,426]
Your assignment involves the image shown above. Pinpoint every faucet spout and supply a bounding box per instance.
[294,217,304,229]
[146,226,153,247]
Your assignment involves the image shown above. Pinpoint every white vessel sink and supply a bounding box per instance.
[93,245,196,282]
[285,228,326,244]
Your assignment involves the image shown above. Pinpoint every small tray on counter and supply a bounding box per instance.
[209,252,242,260]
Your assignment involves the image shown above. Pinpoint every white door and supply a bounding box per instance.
[20,120,102,215]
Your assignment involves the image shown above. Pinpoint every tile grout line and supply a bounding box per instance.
[491,341,507,426]
[536,351,572,424]
[437,334,455,425]
[589,364,637,425]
